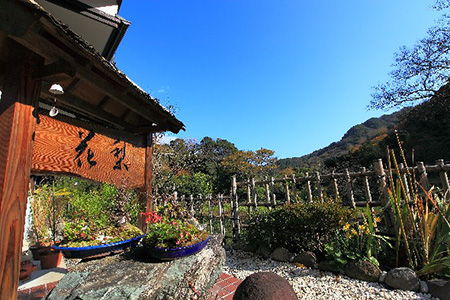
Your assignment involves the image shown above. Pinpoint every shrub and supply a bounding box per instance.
[244,201,353,254]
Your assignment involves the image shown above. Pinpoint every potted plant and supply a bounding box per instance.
[142,201,210,260]
[53,182,144,259]
[30,182,68,268]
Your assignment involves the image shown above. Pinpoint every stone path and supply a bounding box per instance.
[18,273,240,300]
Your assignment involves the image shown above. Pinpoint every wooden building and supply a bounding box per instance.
[0,0,184,298]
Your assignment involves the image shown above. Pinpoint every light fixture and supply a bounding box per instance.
[48,84,64,117]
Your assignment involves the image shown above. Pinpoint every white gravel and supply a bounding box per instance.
[224,250,437,300]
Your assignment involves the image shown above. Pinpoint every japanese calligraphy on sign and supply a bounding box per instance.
[111,139,129,171]
[75,130,97,168]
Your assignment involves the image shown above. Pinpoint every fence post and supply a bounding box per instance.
[332,171,340,200]
[208,194,214,233]
[291,174,297,202]
[437,159,450,200]
[246,179,252,214]
[231,176,240,242]
[265,176,271,210]
[252,177,258,210]
[361,167,372,204]
[345,168,355,208]
[219,194,225,236]
[316,172,323,202]
[284,175,291,205]
[374,158,395,234]
[198,194,203,223]
[306,172,313,203]
[271,177,277,207]
[417,161,430,192]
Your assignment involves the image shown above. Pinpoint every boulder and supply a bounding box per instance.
[293,252,317,268]
[344,260,381,282]
[271,247,293,262]
[256,244,272,260]
[427,279,450,300]
[318,260,341,274]
[46,235,225,300]
[384,267,420,291]
[233,272,298,300]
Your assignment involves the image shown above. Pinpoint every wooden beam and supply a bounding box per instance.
[0,44,41,300]
[32,59,75,79]
[41,88,130,130]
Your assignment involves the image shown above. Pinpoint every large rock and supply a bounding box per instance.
[344,260,381,282]
[318,260,340,274]
[256,243,272,260]
[427,279,450,300]
[293,252,317,268]
[384,267,420,291]
[234,272,298,300]
[46,235,225,300]
[271,247,293,262]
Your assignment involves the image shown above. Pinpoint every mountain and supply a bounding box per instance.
[277,108,410,170]
[278,83,450,171]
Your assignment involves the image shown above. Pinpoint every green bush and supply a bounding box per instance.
[244,201,353,254]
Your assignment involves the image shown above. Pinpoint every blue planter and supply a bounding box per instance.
[53,235,145,259]
[145,236,210,260]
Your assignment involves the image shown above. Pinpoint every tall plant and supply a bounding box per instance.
[387,135,450,278]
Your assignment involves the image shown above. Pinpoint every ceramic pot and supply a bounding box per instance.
[20,261,38,280]
[38,249,62,269]
[145,236,210,261]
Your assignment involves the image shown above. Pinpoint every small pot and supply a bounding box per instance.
[38,249,62,269]
[20,261,38,280]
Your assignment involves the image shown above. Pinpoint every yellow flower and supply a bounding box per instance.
[374,217,381,223]
[351,228,358,236]
[343,223,351,231]
[358,225,366,232]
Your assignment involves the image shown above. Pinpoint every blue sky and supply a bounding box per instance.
[115,1,440,159]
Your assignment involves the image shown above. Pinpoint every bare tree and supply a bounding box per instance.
[370,3,450,110]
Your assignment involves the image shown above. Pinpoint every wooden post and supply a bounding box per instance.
[231,176,240,242]
[345,169,355,208]
[271,177,277,207]
[144,134,153,212]
[306,172,313,203]
[361,167,372,204]
[252,177,258,210]
[265,176,271,210]
[208,194,213,233]
[417,162,431,192]
[291,174,297,202]
[332,171,340,200]
[284,175,291,205]
[374,159,395,233]
[246,179,252,214]
[437,159,450,200]
[315,172,323,202]
[219,194,224,236]
[0,50,42,299]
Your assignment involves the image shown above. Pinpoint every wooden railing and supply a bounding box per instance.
[156,158,450,244]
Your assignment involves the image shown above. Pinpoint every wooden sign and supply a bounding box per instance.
[31,116,146,188]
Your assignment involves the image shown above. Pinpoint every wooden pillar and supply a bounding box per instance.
[0,49,41,299]
[144,134,153,211]
[437,159,450,200]
[345,169,355,208]
[374,158,395,234]
[306,172,313,203]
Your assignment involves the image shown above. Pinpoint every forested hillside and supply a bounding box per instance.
[277,108,409,170]
[278,83,450,171]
